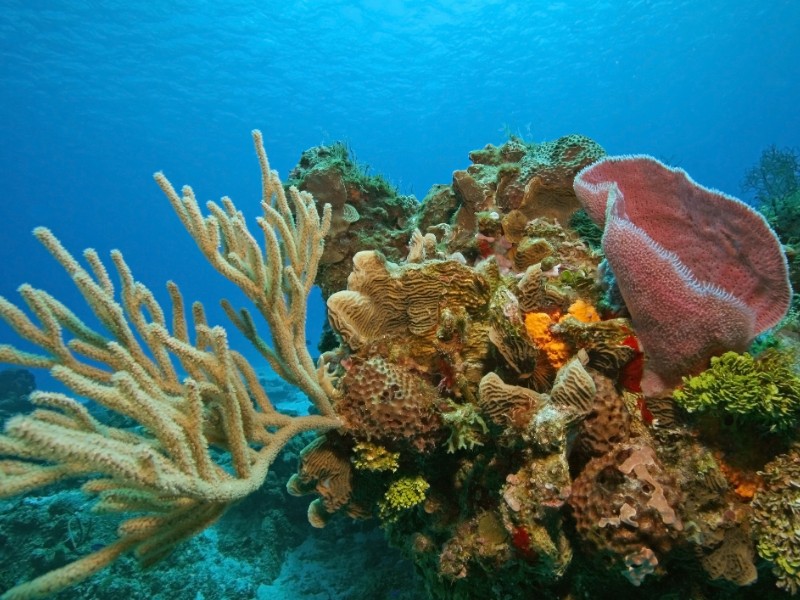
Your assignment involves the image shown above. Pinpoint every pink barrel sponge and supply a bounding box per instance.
[573,155,792,396]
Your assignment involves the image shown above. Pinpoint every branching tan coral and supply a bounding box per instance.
[0,131,340,599]
[154,129,335,415]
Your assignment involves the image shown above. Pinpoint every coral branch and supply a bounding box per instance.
[0,131,340,598]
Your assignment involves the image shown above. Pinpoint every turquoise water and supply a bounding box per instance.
[1,1,798,342]
[1,1,799,598]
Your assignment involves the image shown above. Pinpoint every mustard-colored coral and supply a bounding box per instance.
[352,442,400,472]
[379,476,430,522]
[524,312,570,368]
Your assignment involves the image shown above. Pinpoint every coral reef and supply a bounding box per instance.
[0,132,342,598]
[0,369,35,421]
[1,132,799,600]
[351,441,400,472]
[742,145,800,228]
[463,134,605,226]
[379,476,430,522]
[751,446,800,595]
[286,433,355,527]
[336,355,445,452]
[568,443,684,585]
[743,145,800,312]
[414,135,605,267]
[0,433,424,599]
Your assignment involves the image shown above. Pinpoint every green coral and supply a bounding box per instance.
[568,208,603,251]
[742,145,800,241]
[742,146,800,311]
[673,350,800,435]
[558,268,601,301]
[441,401,488,453]
[751,447,800,595]
[748,308,800,356]
[378,476,430,522]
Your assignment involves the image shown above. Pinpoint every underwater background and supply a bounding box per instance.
[1,1,799,598]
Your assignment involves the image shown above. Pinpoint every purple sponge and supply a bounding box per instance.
[574,155,791,395]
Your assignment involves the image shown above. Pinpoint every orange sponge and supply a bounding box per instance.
[524,312,570,368]
[565,299,601,323]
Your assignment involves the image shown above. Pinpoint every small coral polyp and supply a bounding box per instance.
[378,476,430,522]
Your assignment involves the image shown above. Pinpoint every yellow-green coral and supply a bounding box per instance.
[352,442,400,472]
[672,350,800,434]
[378,476,430,522]
[751,447,800,594]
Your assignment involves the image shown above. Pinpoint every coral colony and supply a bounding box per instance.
[1,130,799,599]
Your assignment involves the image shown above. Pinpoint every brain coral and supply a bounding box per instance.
[326,250,493,368]
[478,372,545,431]
[286,434,354,527]
[337,355,444,452]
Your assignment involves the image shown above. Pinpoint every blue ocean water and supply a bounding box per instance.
[0,1,799,598]
[2,0,799,357]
